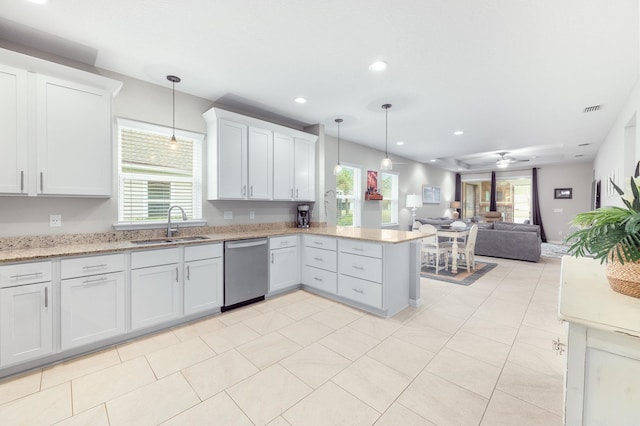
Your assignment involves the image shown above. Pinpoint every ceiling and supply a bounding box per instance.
[1,0,638,172]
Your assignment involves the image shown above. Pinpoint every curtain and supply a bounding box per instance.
[489,171,497,211]
[531,168,547,242]
[455,173,462,217]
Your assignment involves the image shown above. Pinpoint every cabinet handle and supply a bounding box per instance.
[82,264,107,270]
[290,188,293,198]
[176,267,179,282]
[83,277,108,285]
[313,277,323,282]
[280,241,288,246]
[20,171,24,192]
[187,265,190,280]
[352,264,364,270]
[313,257,323,262]
[250,186,253,197]
[313,241,323,246]
[242,185,246,196]
[296,188,299,199]
[10,272,43,280]
[352,288,364,294]
[352,247,364,251]
[40,172,43,192]
[271,253,274,264]
[44,287,48,308]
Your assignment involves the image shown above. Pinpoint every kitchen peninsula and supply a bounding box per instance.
[0,225,425,378]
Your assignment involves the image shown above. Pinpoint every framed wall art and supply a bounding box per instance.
[422,185,441,204]
[554,188,572,199]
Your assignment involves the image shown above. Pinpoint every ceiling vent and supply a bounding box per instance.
[583,105,601,113]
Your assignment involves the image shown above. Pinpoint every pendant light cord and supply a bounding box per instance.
[385,106,388,158]
[172,80,175,137]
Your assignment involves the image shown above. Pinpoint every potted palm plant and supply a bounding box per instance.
[566,176,640,297]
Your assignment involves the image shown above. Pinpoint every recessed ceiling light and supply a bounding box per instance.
[396,141,404,146]
[429,159,437,163]
[368,61,387,71]
[453,130,464,136]
[293,97,307,104]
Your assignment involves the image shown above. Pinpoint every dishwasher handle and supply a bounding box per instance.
[226,239,267,249]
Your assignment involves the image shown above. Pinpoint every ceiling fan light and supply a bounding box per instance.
[496,159,509,168]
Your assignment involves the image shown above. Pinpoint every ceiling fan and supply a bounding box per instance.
[495,152,529,169]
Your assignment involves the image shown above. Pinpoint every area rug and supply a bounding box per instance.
[420,261,497,286]
[541,242,570,258]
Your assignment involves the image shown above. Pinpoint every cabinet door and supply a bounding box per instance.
[0,282,53,366]
[60,272,125,350]
[218,119,247,199]
[184,257,223,315]
[294,138,315,201]
[273,133,294,200]
[0,64,28,194]
[131,264,181,330]
[248,127,273,200]
[270,246,299,292]
[36,75,112,196]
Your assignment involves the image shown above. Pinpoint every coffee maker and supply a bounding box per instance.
[297,204,310,228]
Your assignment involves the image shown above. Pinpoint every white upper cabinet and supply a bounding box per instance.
[248,126,273,200]
[0,48,121,197]
[36,75,112,196]
[0,64,28,194]
[273,133,294,200]
[203,107,317,201]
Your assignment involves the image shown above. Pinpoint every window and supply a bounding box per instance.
[117,119,203,224]
[461,174,531,223]
[336,164,361,227]
[380,172,398,225]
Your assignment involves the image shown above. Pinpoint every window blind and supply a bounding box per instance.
[118,123,202,223]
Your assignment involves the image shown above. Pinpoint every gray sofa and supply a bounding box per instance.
[413,217,454,229]
[475,222,541,262]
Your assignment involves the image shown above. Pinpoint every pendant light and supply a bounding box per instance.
[167,75,181,148]
[333,118,343,175]
[380,103,392,171]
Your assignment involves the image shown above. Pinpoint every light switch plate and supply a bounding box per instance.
[554,208,563,213]
[49,214,62,227]
[224,211,233,220]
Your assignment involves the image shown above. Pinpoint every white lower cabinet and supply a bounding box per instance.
[302,235,337,294]
[269,235,299,292]
[131,248,181,331]
[0,281,53,367]
[60,272,125,350]
[184,243,223,315]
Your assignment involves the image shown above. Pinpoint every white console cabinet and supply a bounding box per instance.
[0,261,53,367]
[559,256,640,425]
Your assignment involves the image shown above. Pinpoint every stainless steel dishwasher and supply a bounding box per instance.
[223,238,268,311]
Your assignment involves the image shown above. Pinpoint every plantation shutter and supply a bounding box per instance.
[118,124,202,223]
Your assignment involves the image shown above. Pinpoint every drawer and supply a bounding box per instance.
[304,246,337,272]
[302,265,337,294]
[339,239,382,259]
[270,235,298,250]
[338,274,382,308]
[184,243,223,262]
[303,235,336,251]
[339,252,382,283]
[0,261,52,288]
[132,247,180,269]
[61,253,125,279]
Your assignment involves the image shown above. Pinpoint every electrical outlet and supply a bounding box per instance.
[49,214,62,227]
[554,208,563,213]
[250,211,255,219]
[224,211,233,220]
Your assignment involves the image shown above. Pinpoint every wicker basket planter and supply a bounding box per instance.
[607,255,640,298]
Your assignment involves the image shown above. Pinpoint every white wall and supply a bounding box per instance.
[324,135,456,230]
[538,163,593,243]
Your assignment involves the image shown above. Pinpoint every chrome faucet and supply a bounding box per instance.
[167,205,187,238]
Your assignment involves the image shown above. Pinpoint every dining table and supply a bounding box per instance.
[437,225,470,274]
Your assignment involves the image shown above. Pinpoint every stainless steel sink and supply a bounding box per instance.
[130,236,210,245]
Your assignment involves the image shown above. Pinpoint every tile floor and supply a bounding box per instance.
[0,255,567,425]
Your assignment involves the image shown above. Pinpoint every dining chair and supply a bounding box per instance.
[418,224,453,275]
[456,224,478,272]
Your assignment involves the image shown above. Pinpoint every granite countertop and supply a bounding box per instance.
[559,255,640,337]
[0,226,425,264]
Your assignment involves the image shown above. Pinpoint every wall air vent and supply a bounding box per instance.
[583,105,601,113]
